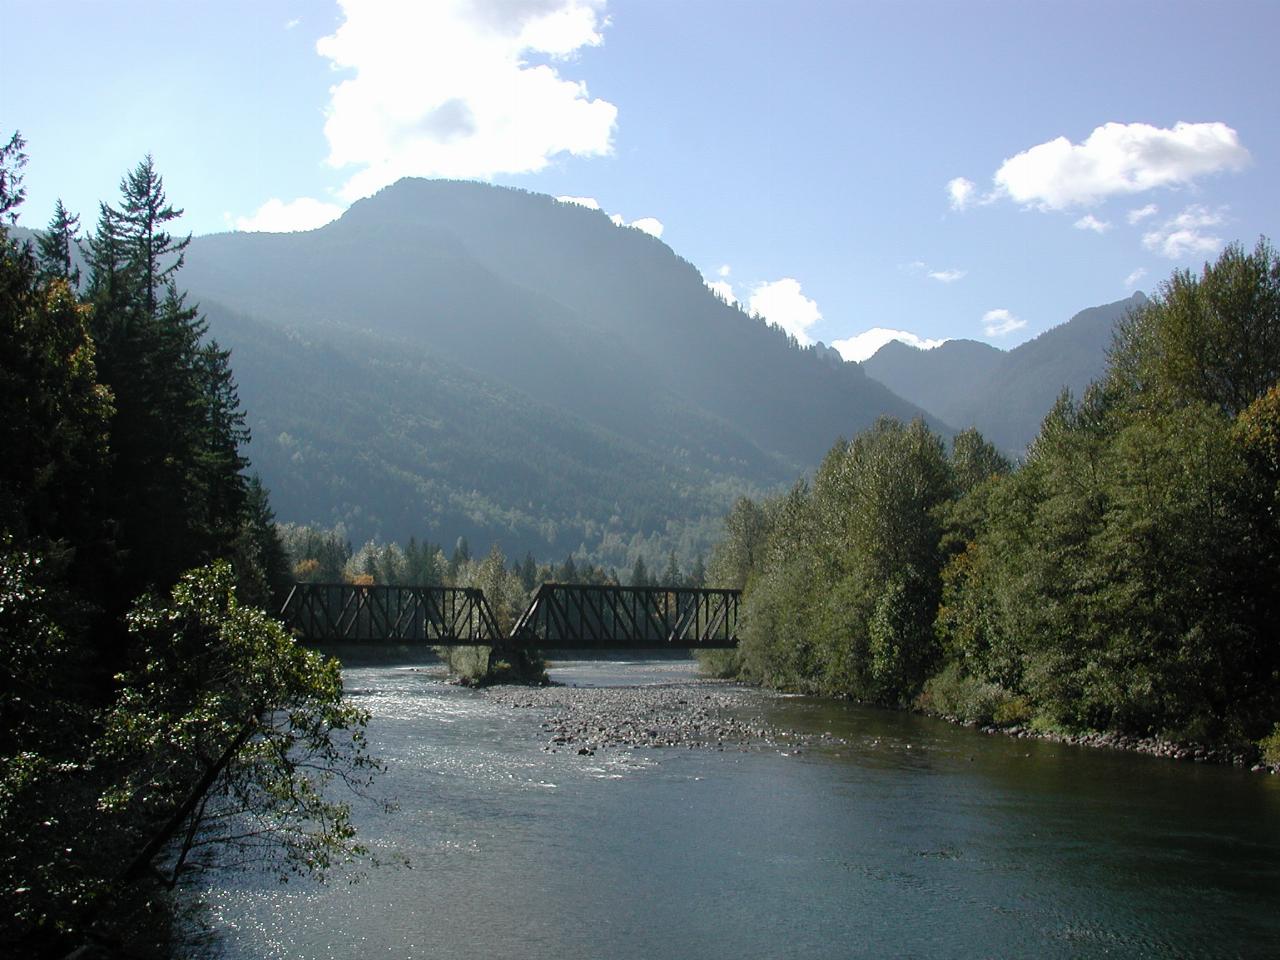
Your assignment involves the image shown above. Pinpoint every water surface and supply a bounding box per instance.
[202,659,1280,959]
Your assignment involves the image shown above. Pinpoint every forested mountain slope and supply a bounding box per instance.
[181,179,935,564]
[862,293,1146,455]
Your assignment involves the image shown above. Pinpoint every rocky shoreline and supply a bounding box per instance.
[485,680,810,755]
[943,715,1278,774]
[480,672,1278,774]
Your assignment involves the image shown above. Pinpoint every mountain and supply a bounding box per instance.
[861,293,1147,455]
[175,179,937,565]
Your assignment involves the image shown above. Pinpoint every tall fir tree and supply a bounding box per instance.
[36,198,80,287]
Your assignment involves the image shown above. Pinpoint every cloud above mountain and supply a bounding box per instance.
[992,121,1249,210]
[833,328,946,363]
[318,0,617,202]
[749,278,823,346]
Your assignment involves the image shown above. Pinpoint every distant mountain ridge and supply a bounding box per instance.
[861,292,1147,454]
[174,179,939,564]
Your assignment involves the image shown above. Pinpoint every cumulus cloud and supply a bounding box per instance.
[947,177,977,211]
[628,216,664,238]
[1127,203,1159,224]
[1074,214,1111,234]
[234,196,346,232]
[993,121,1250,210]
[556,195,601,209]
[1141,204,1226,259]
[1124,267,1147,287]
[717,264,731,278]
[748,278,823,346]
[982,308,1026,337]
[706,279,737,305]
[317,0,617,201]
[832,328,946,363]
[607,212,663,236]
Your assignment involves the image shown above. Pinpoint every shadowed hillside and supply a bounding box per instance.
[179,179,937,564]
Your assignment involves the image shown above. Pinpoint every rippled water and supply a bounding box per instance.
[201,659,1280,959]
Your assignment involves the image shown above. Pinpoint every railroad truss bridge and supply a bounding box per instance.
[279,582,741,651]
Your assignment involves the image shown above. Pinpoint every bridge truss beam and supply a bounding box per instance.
[279,583,503,644]
[509,584,739,650]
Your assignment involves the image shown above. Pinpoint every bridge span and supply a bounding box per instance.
[279,582,740,650]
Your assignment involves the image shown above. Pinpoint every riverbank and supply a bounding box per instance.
[957,718,1280,774]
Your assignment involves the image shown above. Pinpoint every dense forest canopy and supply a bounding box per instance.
[0,136,375,956]
[708,238,1280,755]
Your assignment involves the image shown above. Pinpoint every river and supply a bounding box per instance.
[200,659,1280,959]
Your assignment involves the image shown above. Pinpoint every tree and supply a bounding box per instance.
[519,551,538,591]
[0,130,26,223]
[114,154,189,320]
[99,563,378,889]
[36,198,81,287]
[1109,238,1280,417]
[660,550,681,586]
[629,554,649,588]
[709,496,770,589]
[83,157,249,609]
[556,553,578,582]
[687,552,707,589]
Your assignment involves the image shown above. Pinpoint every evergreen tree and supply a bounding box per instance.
[83,157,249,607]
[520,551,538,591]
[556,553,578,582]
[629,555,649,588]
[661,550,681,586]
[687,553,707,589]
[36,198,80,287]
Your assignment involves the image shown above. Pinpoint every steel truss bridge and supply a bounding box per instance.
[279,582,740,650]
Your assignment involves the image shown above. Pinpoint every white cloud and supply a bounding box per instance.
[832,328,946,363]
[557,196,662,235]
[706,279,737,305]
[748,278,823,346]
[317,0,617,202]
[628,216,664,238]
[1127,203,1159,224]
[1124,267,1147,287]
[234,196,346,232]
[993,121,1250,210]
[983,308,1026,337]
[1141,204,1226,259]
[605,212,663,236]
[717,264,731,278]
[947,177,977,211]
[905,260,966,283]
[1074,214,1111,233]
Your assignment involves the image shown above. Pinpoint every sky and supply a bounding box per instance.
[3,0,1277,359]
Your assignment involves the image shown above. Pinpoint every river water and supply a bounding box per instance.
[201,659,1280,959]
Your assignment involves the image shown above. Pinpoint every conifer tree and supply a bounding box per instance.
[629,555,649,588]
[36,198,80,287]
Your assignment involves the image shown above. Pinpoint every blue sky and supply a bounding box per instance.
[3,0,1276,358]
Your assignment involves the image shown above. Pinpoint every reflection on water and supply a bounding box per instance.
[201,659,1280,959]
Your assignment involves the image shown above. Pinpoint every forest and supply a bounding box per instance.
[0,136,378,955]
[705,237,1280,760]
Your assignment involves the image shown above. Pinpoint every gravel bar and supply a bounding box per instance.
[485,681,816,756]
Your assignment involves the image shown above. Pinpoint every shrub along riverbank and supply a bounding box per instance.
[702,239,1280,770]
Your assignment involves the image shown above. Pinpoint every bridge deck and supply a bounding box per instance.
[279,582,740,649]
